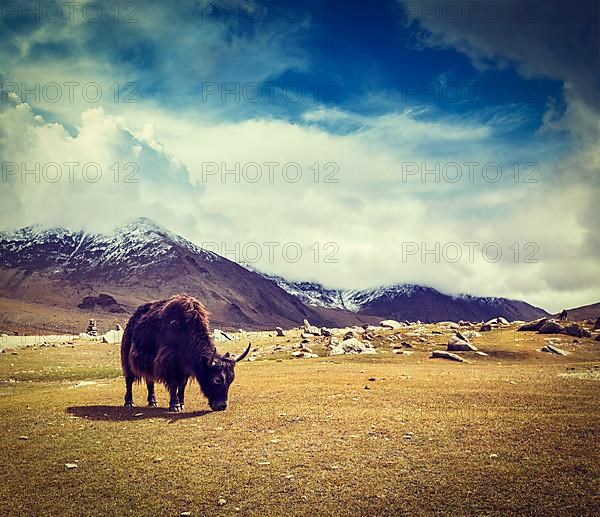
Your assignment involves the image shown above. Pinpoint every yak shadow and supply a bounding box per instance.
[67,405,213,422]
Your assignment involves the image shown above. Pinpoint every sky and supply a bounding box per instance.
[0,0,598,312]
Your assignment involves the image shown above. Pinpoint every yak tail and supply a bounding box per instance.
[120,316,135,378]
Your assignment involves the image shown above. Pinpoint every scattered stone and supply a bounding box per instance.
[380,320,403,330]
[320,328,332,337]
[594,317,600,331]
[401,342,413,349]
[475,351,488,356]
[430,350,471,363]
[343,331,355,341]
[65,463,78,470]
[180,513,191,516]
[101,329,124,344]
[86,318,98,336]
[562,323,591,338]
[303,319,320,335]
[541,344,568,356]
[479,324,492,332]
[275,327,285,337]
[19,436,28,440]
[115,323,123,331]
[489,453,498,459]
[518,318,548,332]
[301,332,313,339]
[464,331,482,340]
[447,335,478,352]
[218,498,227,506]
[484,317,509,326]
[538,320,565,335]
[329,337,377,356]
[368,377,376,381]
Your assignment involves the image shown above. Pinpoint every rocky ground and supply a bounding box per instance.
[0,318,599,515]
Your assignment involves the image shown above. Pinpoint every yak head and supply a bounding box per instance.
[197,343,251,411]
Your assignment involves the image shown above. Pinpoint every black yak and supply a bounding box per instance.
[121,294,250,412]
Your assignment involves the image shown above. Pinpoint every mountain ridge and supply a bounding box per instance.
[0,218,550,333]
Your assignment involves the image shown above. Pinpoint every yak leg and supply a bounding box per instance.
[146,380,157,407]
[177,380,187,410]
[168,383,181,412]
[124,374,135,407]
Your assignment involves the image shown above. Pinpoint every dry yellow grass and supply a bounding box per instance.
[0,327,599,515]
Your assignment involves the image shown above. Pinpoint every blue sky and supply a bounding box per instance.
[0,0,598,311]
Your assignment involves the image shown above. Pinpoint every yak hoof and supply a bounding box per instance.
[124,401,134,407]
[148,400,157,407]
[169,404,182,412]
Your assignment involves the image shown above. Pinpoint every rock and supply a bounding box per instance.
[328,337,377,356]
[401,342,413,348]
[430,350,471,363]
[275,327,285,337]
[562,323,591,338]
[479,324,492,332]
[303,319,320,335]
[595,335,600,342]
[101,329,124,344]
[115,323,123,331]
[65,463,78,469]
[218,499,227,506]
[447,335,478,352]
[86,318,98,336]
[380,320,403,330]
[594,317,600,331]
[439,321,459,330]
[541,344,568,356]
[19,436,28,440]
[301,332,313,339]
[180,513,191,516]
[300,345,313,353]
[291,350,318,359]
[538,320,565,335]
[213,329,233,341]
[518,318,548,332]
[455,331,469,341]
[464,331,482,340]
[343,331,355,341]
[484,317,509,326]
[320,328,332,337]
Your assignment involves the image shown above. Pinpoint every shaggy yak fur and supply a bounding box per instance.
[121,294,250,412]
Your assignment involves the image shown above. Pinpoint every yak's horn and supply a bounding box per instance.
[235,342,251,362]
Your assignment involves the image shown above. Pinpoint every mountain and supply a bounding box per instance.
[554,302,600,321]
[0,218,379,334]
[253,273,549,323]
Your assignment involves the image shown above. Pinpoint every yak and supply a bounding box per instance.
[121,294,250,412]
